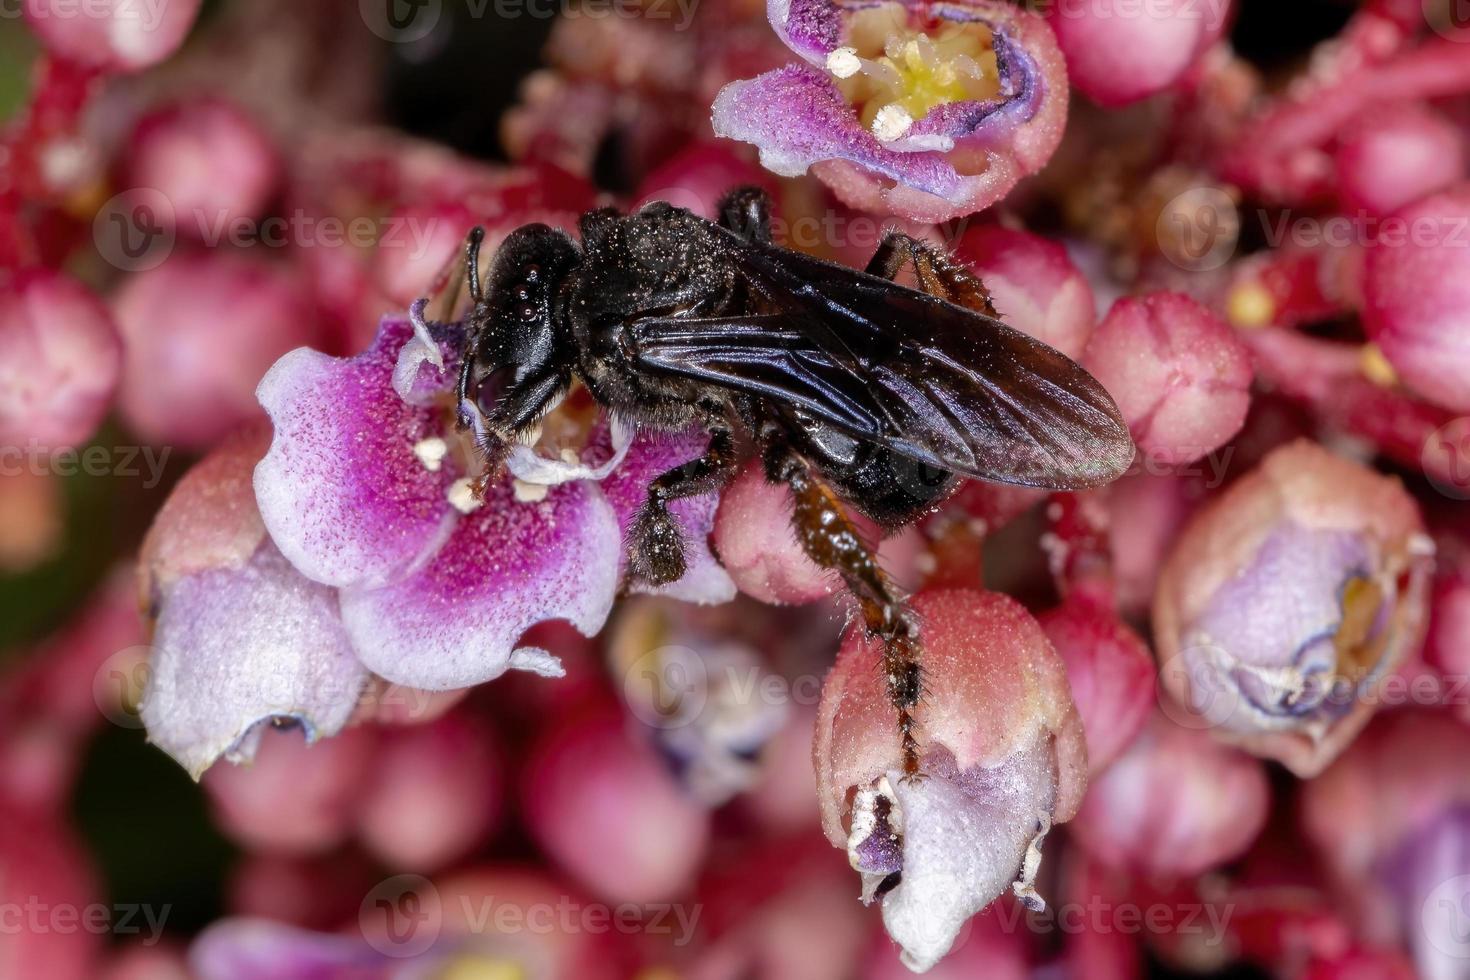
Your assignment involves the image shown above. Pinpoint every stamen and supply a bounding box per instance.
[447,477,483,514]
[412,436,449,472]
[872,104,915,142]
[513,478,550,503]
[827,46,862,79]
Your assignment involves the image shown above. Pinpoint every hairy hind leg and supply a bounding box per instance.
[765,440,925,779]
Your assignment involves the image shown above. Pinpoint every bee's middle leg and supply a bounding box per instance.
[629,426,737,586]
[765,439,926,780]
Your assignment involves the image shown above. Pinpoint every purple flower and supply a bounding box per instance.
[1154,440,1433,777]
[711,0,1069,222]
[141,309,733,777]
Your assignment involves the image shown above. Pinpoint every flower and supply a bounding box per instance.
[0,270,122,452]
[949,224,1096,359]
[814,588,1086,972]
[1044,0,1231,108]
[23,0,201,73]
[1361,184,1470,414]
[712,0,1068,222]
[1082,291,1252,468]
[1153,440,1433,776]
[1071,711,1270,879]
[253,309,733,694]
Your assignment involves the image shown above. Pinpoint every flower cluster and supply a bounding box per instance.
[3,0,1470,977]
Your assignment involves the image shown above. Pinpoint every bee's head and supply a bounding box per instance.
[457,224,581,456]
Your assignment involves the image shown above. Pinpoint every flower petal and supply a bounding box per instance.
[505,415,635,486]
[141,543,370,780]
[768,0,842,62]
[255,317,456,590]
[339,477,621,690]
[601,428,736,604]
[873,745,1057,972]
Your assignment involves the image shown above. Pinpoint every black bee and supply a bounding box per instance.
[455,187,1133,776]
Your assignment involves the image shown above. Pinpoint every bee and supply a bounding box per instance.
[456,187,1134,777]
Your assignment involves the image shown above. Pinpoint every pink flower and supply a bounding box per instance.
[112,252,317,449]
[1153,440,1433,776]
[815,588,1086,971]
[1072,711,1270,879]
[0,270,122,451]
[1082,291,1251,467]
[950,224,1096,359]
[1361,184,1470,414]
[712,0,1069,221]
[1044,0,1232,107]
[23,0,201,72]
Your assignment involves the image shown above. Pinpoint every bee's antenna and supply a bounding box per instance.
[466,226,486,304]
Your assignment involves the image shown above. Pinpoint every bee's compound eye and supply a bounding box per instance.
[475,366,515,417]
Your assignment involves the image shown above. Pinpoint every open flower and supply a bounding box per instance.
[712,0,1068,222]
[142,305,733,777]
[254,309,733,695]
[1153,440,1433,776]
[815,588,1086,972]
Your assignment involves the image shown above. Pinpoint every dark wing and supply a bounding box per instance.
[630,231,1134,490]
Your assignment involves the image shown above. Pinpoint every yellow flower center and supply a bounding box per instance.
[827,5,999,142]
[433,956,527,980]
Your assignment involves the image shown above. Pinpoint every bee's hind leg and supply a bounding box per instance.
[865,232,1000,317]
[628,426,738,586]
[764,439,926,781]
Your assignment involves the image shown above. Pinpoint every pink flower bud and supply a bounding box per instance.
[1334,105,1466,217]
[1361,185,1470,413]
[113,253,317,449]
[1072,711,1270,878]
[1039,598,1154,774]
[815,588,1086,971]
[121,99,279,239]
[374,201,477,308]
[712,459,912,605]
[1083,292,1251,467]
[634,141,778,222]
[24,0,201,72]
[1104,472,1196,617]
[1154,440,1432,776]
[355,712,502,872]
[951,226,1096,359]
[0,270,122,451]
[99,943,190,980]
[1045,0,1231,107]
[523,709,710,904]
[202,724,375,855]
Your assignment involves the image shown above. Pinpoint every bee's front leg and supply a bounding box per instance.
[628,426,737,586]
[866,232,1000,317]
[764,440,926,781]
